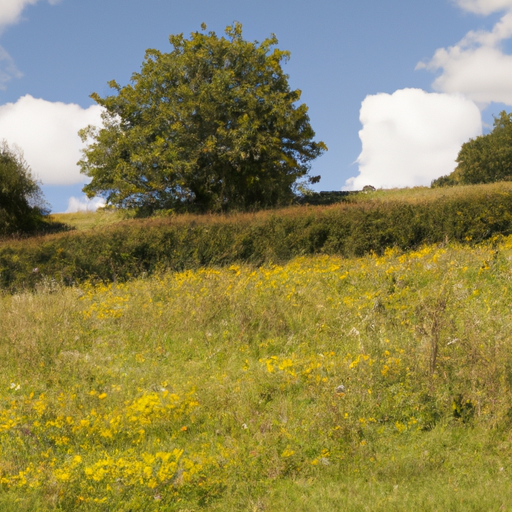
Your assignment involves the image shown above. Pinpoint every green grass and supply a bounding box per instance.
[2,236,512,510]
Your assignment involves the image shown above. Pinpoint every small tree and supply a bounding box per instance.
[79,23,326,213]
[0,141,48,236]
[432,111,512,187]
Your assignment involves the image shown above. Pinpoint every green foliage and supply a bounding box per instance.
[3,183,512,292]
[0,141,49,236]
[432,111,512,187]
[79,23,326,213]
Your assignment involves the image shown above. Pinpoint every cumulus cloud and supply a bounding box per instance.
[0,0,39,31]
[65,196,105,213]
[418,5,512,106]
[0,0,61,32]
[0,94,103,185]
[346,0,511,191]
[344,89,482,190]
[453,0,512,15]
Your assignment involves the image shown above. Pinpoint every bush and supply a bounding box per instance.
[0,141,49,236]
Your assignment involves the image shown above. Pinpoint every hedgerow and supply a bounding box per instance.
[2,183,512,292]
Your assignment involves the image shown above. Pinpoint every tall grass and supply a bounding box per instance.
[1,236,512,509]
[3,182,512,292]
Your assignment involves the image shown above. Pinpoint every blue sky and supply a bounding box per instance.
[1,0,512,212]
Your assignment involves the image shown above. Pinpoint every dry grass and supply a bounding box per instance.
[46,182,512,233]
[49,209,133,232]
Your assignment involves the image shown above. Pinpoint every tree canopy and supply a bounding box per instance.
[79,23,326,213]
[432,111,512,188]
[0,140,48,236]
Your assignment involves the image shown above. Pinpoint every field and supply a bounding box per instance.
[2,232,512,510]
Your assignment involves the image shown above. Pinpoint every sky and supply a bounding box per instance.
[0,0,511,212]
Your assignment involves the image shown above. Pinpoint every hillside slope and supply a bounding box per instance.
[1,238,511,510]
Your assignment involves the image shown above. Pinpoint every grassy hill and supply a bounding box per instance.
[1,236,512,510]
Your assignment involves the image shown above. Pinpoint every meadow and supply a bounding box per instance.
[2,233,512,510]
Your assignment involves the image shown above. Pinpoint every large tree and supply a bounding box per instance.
[0,140,48,236]
[432,111,512,187]
[79,23,326,213]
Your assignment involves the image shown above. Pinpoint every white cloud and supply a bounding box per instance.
[65,196,105,213]
[453,0,512,15]
[345,89,482,190]
[0,94,103,185]
[347,1,511,192]
[0,0,62,85]
[421,46,512,107]
[0,0,61,32]
[0,45,21,89]
[419,8,512,107]
[0,0,38,30]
